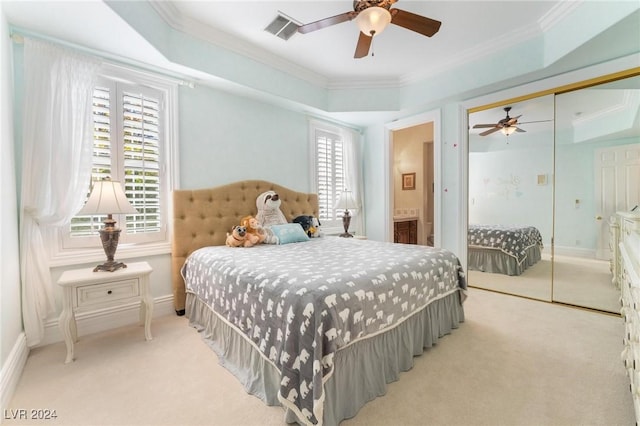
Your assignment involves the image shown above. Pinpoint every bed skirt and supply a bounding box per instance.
[186,290,465,426]
[468,245,541,276]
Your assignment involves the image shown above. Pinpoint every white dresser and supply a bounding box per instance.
[616,211,640,423]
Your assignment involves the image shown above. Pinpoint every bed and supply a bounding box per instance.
[172,180,467,426]
[467,224,543,276]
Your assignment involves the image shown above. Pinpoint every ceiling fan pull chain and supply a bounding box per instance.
[371,33,376,57]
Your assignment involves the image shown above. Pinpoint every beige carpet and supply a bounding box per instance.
[5,288,634,426]
[469,254,620,313]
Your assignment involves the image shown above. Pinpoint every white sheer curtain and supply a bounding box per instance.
[342,128,365,236]
[20,38,99,347]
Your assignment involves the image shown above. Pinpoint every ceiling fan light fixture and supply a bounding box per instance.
[355,6,392,36]
[501,126,517,136]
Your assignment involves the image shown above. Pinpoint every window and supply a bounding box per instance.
[316,128,345,229]
[53,65,178,264]
[310,119,362,235]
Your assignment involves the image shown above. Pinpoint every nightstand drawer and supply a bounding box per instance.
[76,278,140,308]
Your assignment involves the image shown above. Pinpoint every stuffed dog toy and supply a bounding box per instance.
[293,215,315,238]
[311,217,322,237]
[225,225,248,247]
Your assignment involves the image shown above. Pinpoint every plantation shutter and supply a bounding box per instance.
[69,81,165,244]
[316,129,344,224]
[121,89,162,234]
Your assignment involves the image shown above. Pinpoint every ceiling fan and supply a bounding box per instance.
[472,107,550,137]
[297,0,442,59]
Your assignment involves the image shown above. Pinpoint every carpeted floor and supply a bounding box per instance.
[5,288,634,426]
[468,253,620,313]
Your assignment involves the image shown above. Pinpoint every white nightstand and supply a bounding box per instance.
[57,261,153,364]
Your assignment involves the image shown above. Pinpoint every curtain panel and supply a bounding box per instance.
[20,38,99,347]
[341,128,365,236]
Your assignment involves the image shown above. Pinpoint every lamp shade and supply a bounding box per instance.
[77,180,138,216]
[335,190,359,212]
[501,126,517,136]
[355,6,392,36]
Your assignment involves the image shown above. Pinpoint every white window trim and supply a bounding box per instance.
[48,63,180,267]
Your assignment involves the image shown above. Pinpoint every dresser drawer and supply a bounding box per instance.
[76,278,140,309]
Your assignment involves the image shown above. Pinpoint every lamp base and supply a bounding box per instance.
[93,261,128,273]
[95,218,126,272]
[340,212,353,238]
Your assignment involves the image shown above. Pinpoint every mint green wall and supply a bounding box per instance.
[362,122,386,242]
[178,84,311,191]
[469,140,555,247]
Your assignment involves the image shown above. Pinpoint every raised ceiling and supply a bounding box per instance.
[151,0,567,87]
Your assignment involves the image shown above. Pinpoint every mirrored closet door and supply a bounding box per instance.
[468,95,555,302]
[553,74,640,312]
[467,71,640,313]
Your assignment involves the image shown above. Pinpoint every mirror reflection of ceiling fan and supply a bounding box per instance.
[472,107,552,137]
[297,0,441,58]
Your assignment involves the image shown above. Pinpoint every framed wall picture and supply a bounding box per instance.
[402,172,416,190]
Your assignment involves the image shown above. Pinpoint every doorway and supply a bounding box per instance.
[385,110,441,246]
[594,143,640,259]
[391,123,434,246]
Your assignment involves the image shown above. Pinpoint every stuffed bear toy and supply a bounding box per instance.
[226,225,249,247]
[240,215,266,245]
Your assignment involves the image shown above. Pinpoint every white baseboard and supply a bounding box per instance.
[38,294,175,348]
[553,246,598,259]
[0,332,28,423]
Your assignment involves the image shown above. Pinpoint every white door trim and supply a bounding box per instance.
[384,110,442,245]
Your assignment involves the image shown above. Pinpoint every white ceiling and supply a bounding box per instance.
[150,0,565,87]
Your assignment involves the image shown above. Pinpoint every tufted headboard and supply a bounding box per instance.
[171,180,319,314]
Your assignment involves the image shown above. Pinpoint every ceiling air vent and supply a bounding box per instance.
[265,13,300,41]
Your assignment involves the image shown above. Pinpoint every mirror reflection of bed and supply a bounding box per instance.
[468,94,555,303]
[467,73,640,314]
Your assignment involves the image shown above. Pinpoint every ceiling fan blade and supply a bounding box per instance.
[518,119,553,125]
[390,9,441,37]
[515,127,526,133]
[354,32,372,58]
[473,124,499,129]
[506,115,522,125]
[479,127,501,137]
[298,11,357,34]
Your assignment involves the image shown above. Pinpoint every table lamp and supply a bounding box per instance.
[335,189,358,238]
[77,178,138,272]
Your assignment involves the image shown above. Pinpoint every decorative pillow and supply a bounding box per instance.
[269,223,310,245]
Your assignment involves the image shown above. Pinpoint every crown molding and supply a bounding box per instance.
[150,1,583,91]
[150,1,330,88]
[573,89,639,126]
[539,0,583,33]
